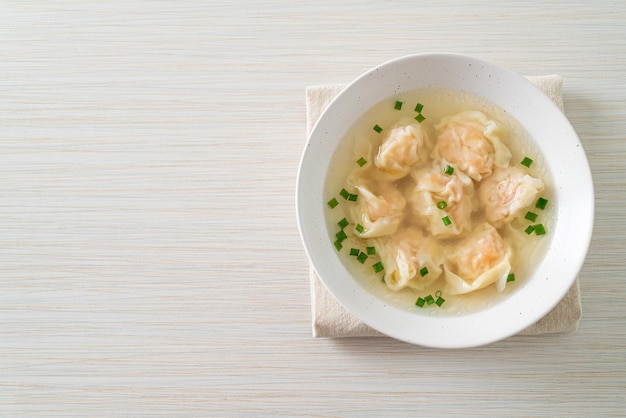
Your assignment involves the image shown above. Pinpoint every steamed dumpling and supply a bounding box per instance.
[478,166,544,227]
[407,161,474,237]
[375,122,428,180]
[443,223,512,295]
[375,228,443,291]
[348,182,406,238]
[432,110,511,181]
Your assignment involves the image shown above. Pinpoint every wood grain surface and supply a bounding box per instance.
[1,1,625,416]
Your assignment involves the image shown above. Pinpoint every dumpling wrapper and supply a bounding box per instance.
[407,160,474,237]
[347,181,406,238]
[374,228,443,291]
[374,121,429,181]
[443,223,513,295]
[432,110,511,181]
[479,166,544,227]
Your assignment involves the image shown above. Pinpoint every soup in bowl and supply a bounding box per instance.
[296,53,593,348]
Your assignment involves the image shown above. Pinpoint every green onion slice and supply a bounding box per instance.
[334,240,342,251]
[356,252,368,264]
[327,197,339,209]
[419,266,429,277]
[373,261,384,273]
[525,211,538,222]
[366,246,376,255]
[436,201,448,209]
[338,217,349,229]
[534,223,546,236]
[521,157,534,168]
[435,297,445,307]
[357,157,367,167]
[443,165,454,175]
[335,230,347,242]
[425,295,435,305]
[507,273,516,282]
[442,216,452,226]
[339,188,350,199]
[394,101,403,110]
[415,297,426,308]
[415,113,425,123]
[347,193,358,202]
[349,248,360,257]
[536,197,548,210]
[373,124,383,133]
[414,103,424,113]
[355,223,364,234]
[525,225,535,235]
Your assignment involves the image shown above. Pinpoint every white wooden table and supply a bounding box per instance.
[1,1,625,416]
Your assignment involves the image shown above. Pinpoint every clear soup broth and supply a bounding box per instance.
[325,88,555,315]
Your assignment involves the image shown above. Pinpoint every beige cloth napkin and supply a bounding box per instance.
[306,75,582,338]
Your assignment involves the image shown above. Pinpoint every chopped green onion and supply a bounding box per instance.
[536,224,546,235]
[333,240,343,251]
[415,297,426,308]
[414,103,424,113]
[525,211,538,222]
[435,296,445,307]
[436,201,448,209]
[442,216,452,226]
[415,113,425,123]
[536,197,548,210]
[356,252,368,264]
[366,246,376,255]
[507,273,516,282]
[373,261,384,273]
[425,295,435,305]
[335,230,347,242]
[327,197,339,209]
[357,157,367,167]
[525,225,535,235]
[394,100,403,110]
[338,217,349,229]
[534,223,546,236]
[443,165,454,175]
[349,248,360,257]
[373,124,383,133]
[355,223,364,234]
[348,193,358,202]
[340,188,350,200]
[419,266,429,277]
[521,157,534,168]
[435,290,442,298]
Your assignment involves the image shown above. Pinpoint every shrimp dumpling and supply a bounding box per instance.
[348,182,406,238]
[407,161,474,237]
[432,111,511,181]
[479,166,544,227]
[375,122,428,180]
[375,228,443,291]
[443,223,513,295]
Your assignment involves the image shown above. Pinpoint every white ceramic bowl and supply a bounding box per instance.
[296,53,594,348]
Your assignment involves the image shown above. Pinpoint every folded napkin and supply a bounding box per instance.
[306,75,581,338]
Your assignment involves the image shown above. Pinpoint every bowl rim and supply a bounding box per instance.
[296,53,594,348]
